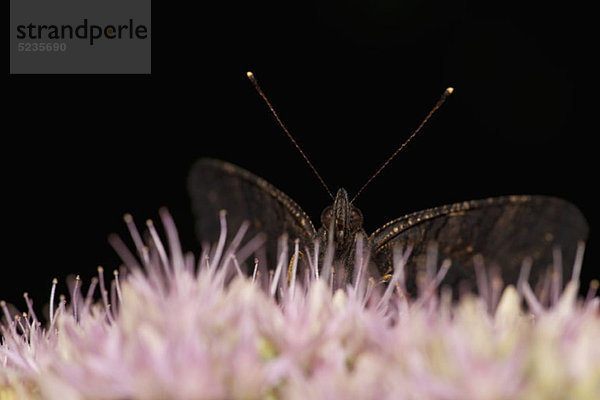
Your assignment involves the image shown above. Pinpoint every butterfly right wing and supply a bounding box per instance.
[369,195,588,294]
[188,158,316,270]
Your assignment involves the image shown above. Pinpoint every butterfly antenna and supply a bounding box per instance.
[351,87,454,203]
[247,71,334,200]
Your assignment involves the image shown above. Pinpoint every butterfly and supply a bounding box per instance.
[188,158,588,293]
[187,72,588,294]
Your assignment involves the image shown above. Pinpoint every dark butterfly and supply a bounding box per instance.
[188,158,588,293]
[188,72,588,294]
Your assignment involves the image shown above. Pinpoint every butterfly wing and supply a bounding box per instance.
[188,158,316,270]
[369,195,589,294]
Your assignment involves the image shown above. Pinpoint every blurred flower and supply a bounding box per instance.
[1,209,599,400]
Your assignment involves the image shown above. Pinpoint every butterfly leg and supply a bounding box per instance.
[286,250,305,286]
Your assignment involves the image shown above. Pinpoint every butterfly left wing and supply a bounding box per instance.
[188,158,317,270]
[369,195,588,294]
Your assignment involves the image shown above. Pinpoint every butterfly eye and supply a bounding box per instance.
[349,208,363,231]
[321,206,334,227]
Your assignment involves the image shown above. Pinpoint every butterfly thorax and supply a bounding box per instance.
[317,188,366,268]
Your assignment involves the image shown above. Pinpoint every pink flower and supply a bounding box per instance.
[1,209,599,399]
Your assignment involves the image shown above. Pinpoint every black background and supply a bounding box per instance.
[5,1,597,313]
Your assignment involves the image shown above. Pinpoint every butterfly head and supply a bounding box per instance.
[320,188,364,250]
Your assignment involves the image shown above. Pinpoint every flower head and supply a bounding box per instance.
[1,209,599,399]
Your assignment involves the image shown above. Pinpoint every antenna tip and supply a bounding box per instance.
[246,71,254,78]
[445,87,454,94]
